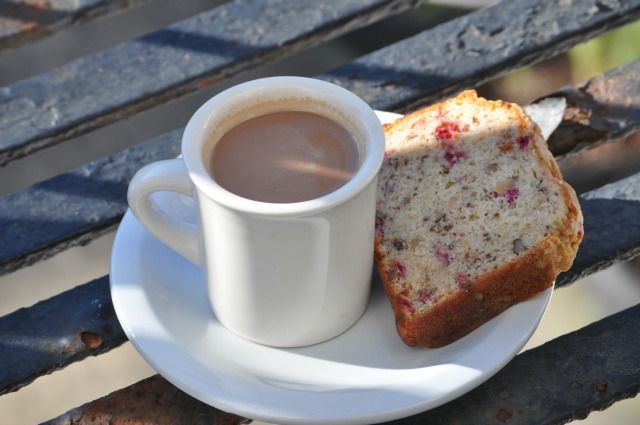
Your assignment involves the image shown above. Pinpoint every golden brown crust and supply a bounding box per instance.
[382,90,480,135]
[375,90,583,347]
[389,238,565,347]
[512,93,583,271]
[375,197,582,348]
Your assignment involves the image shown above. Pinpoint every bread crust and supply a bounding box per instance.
[375,90,583,347]
[376,227,577,347]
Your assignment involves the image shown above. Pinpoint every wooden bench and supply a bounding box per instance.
[1,0,639,423]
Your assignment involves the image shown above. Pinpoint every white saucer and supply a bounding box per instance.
[110,111,552,425]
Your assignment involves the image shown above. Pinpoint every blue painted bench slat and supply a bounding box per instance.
[39,296,640,424]
[322,0,640,112]
[0,0,419,165]
[2,60,638,278]
[0,0,147,51]
[2,165,638,398]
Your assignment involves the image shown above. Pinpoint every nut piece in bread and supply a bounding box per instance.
[374,90,583,347]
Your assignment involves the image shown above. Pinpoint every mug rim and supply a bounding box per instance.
[181,76,385,217]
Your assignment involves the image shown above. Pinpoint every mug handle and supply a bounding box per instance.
[127,158,201,266]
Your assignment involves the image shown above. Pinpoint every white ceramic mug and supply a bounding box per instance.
[127,77,385,347]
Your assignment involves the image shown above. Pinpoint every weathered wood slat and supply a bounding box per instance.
[38,303,640,424]
[0,276,125,395]
[388,303,640,425]
[2,169,639,395]
[0,0,419,166]
[558,172,640,287]
[0,130,181,276]
[41,375,246,425]
[0,0,146,51]
[2,60,637,277]
[321,0,640,112]
[544,60,640,158]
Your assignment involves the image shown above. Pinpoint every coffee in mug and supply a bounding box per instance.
[209,111,359,203]
[127,77,385,347]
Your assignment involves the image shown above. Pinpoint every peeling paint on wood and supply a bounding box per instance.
[558,172,640,287]
[2,169,638,393]
[19,285,640,424]
[0,129,182,276]
[41,375,246,425]
[385,303,640,424]
[0,277,125,395]
[542,60,640,158]
[2,1,638,272]
[322,0,640,113]
[0,0,419,165]
[2,61,637,278]
[0,0,147,51]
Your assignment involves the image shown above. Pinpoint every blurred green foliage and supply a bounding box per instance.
[480,19,640,104]
[569,20,640,83]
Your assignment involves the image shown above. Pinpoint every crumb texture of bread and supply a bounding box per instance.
[375,90,583,347]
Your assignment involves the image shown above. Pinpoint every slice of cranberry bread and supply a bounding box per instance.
[375,90,583,347]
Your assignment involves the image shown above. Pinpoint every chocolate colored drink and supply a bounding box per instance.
[210,111,359,203]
